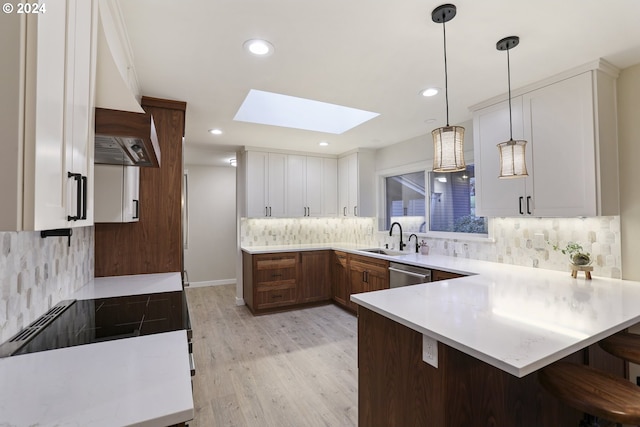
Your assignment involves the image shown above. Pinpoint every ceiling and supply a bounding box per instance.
[118,0,640,167]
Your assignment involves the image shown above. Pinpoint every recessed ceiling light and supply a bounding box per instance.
[425,118,436,124]
[234,89,379,134]
[243,39,274,56]
[319,141,329,146]
[421,87,439,97]
[208,128,223,135]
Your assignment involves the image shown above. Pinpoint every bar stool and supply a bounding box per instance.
[539,361,640,426]
[599,331,640,365]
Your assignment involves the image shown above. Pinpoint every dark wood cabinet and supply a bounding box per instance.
[95,97,186,276]
[244,252,299,313]
[431,269,465,282]
[331,251,349,309]
[299,251,331,303]
[347,254,389,311]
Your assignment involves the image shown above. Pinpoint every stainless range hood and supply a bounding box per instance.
[94,107,161,167]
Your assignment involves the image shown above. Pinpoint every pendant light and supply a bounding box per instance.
[496,36,528,179]
[431,4,465,173]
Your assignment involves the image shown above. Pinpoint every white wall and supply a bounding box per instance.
[619,62,640,282]
[184,165,236,286]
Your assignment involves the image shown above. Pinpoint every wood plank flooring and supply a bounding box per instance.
[185,284,358,427]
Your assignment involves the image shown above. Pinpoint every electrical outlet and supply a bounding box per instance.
[422,335,438,368]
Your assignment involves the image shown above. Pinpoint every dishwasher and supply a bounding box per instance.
[388,262,432,287]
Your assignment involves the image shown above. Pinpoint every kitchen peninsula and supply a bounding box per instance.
[351,256,640,426]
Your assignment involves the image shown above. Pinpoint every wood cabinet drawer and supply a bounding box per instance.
[256,287,297,309]
[255,254,297,270]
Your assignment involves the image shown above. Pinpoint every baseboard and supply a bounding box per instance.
[188,279,236,288]
[235,297,245,306]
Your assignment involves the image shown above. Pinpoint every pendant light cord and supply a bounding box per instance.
[442,18,450,127]
[507,47,513,141]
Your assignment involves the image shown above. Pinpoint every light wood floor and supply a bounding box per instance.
[185,284,358,427]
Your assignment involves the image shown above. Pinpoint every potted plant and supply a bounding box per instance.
[551,241,591,266]
[419,240,430,255]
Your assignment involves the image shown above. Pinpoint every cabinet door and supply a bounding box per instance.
[246,151,269,217]
[300,251,331,303]
[473,98,529,217]
[29,2,69,230]
[348,261,367,311]
[65,0,96,227]
[347,153,359,216]
[367,264,389,291]
[267,153,287,217]
[432,269,465,282]
[124,166,140,222]
[524,72,597,217]
[338,156,350,217]
[305,156,323,217]
[321,158,338,216]
[331,251,349,308]
[286,155,307,217]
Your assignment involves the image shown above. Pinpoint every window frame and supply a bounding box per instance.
[377,162,493,242]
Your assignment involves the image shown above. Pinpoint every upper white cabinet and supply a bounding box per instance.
[337,151,375,217]
[0,0,97,231]
[243,150,338,218]
[472,62,619,217]
[245,151,287,218]
[94,165,139,223]
[287,155,338,217]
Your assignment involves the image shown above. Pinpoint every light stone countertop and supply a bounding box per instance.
[0,272,193,426]
[242,243,640,377]
[0,330,194,426]
[73,271,183,300]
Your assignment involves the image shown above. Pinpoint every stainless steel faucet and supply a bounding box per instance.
[389,222,406,251]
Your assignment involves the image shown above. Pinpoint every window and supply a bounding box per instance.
[384,172,426,232]
[429,165,487,234]
[383,165,487,235]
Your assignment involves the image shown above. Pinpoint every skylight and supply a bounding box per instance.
[233,89,380,134]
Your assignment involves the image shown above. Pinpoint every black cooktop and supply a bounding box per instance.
[0,291,184,357]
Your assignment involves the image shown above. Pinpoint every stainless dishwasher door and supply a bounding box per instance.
[389,262,432,288]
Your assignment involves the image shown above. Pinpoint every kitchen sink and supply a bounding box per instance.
[358,248,405,256]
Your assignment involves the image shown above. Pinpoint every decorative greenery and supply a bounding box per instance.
[550,241,591,266]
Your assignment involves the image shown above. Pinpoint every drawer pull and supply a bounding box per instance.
[271,294,283,299]
[271,273,283,277]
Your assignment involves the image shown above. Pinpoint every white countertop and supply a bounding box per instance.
[74,272,183,300]
[242,243,640,377]
[0,330,194,426]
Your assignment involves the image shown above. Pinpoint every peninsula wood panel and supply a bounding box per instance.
[358,307,584,427]
[95,97,186,277]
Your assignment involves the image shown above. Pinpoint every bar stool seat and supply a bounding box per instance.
[599,331,640,365]
[539,362,640,425]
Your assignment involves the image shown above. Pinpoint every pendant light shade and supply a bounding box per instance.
[431,4,465,173]
[432,126,465,172]
[496,36,528,179]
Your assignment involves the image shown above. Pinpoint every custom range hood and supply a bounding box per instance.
[94,107,161,167]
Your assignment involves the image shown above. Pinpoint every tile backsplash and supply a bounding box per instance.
[242,216,621,278]
[0,227,94,343]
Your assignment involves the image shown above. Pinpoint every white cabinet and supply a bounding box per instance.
[94,165,139,223]
[287,156,337,217]
[0,0,97,231]
[473,63,619,218]
[338,151,375,217]
[245,152,287,218]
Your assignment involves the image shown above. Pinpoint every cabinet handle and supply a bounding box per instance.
[526,196,532,215]
[343,206,347,216]
[364,270,369,283]
[518,196,524,215]
[265,206,268,217]
[269,206,272,217]
[354,206,357,216]
[81,175,87,220]
[271,273,283,278]
[271,294,283,299]
[133,199,139,219]
[67,172,82,221]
